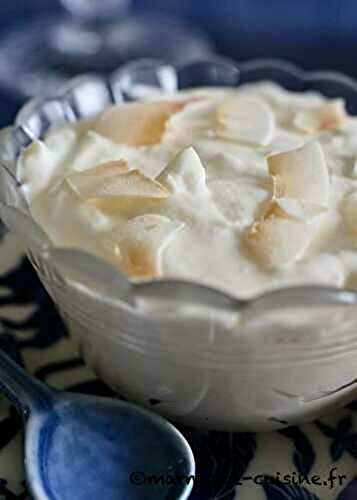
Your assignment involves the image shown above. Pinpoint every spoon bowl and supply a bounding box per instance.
[0,351,195,500]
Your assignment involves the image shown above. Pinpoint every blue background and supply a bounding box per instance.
[1,0,357,125]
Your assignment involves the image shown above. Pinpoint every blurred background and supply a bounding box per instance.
[0,0,356,126]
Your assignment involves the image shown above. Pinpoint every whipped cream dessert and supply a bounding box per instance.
[17,83,357,298]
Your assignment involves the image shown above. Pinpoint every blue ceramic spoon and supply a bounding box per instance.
[0,349,195,500]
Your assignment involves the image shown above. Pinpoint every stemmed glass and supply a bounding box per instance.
[0,0,214,100]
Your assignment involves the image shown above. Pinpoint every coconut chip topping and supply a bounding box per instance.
[103,214,184,278]
[66,160,169,203]
[294,99,347,133]
[216,96,275,146]
[93,98,196,146]
[17,82,357,296]
[245,141,330,268]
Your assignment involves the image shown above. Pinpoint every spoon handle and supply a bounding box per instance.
[0,350,53,419]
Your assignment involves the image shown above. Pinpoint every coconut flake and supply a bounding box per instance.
[66,160,168,201]
[216,96,275,146]
[269,198,326,222]
[244,141,330,267]
[245,215,311,269]
[93,99,194,146]
[105,214,184,278]
[294,99,347,133]
[158,147,208,195]
[268,141,329,209]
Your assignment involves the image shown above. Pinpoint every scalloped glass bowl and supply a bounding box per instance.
[2,57,357,431]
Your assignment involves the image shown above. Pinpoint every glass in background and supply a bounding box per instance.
[0,0,214,99]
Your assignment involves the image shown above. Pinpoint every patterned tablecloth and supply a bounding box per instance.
[0,229,356,499]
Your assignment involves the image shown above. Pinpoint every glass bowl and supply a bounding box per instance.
[2,57,357,431]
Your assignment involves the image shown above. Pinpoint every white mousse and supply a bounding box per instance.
[17,83,357,297]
